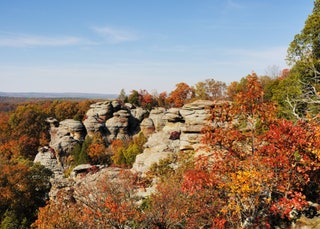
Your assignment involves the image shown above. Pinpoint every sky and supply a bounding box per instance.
[0,0,315,94]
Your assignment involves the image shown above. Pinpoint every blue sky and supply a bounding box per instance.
[0,0,314,94]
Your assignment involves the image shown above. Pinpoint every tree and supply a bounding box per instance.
[139,89,157,110]
[118,88,128,104]
[128,90,141,107]
[194,81,207,100]
[167,82,194,107]
[34,170,145,229]
[72,136,91,165]
[181,74,320,227]
[0,156,52,228]
[285,0,320,119]
[157,91,168,108]
[87,133,111,165]
[8,104,48,159]
[111,132,147,167]
[195,79,227,100]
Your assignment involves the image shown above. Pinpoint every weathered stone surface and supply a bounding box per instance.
[140,118,155,137]
[163,108,184,122]
[178,100,215,151]
[182,99,216,110]
[149,107,166,131]
[180,132,204,151]
[83,101,114,136]
[105,109,130,140]
[111,100,121,111]
[180,100,215,126]
[87,101,114,118]
[59,119,86,141]
[39,99,222,200]
[70,164,104,180]
[130,107,149,122]
[34,146,63,176]
[131,131,180,174]
[132,149,172,175]
[46,119,85,167]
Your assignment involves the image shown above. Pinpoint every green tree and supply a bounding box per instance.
[118,88,128,104]
[286,0,320,119]
[73,136,91,165]
[128,90,141,107]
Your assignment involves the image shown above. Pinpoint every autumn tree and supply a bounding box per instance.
[181,74,320,228]
[167,82,194,107]
[128,90,141,107]
[33,188,84,229]
[156,91,168,108]
[0,156,52,228]
[111,132,147,167]
[8,104,48,159]
[35,170,145,228]
[194,79,227,100]
[139,89,158,110]
[87,133,111,165]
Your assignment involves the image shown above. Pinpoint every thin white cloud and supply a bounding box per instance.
[226,46,287,61]
[92,26,139,43]
[0,32,94,47]
[226,0,244,10]
[218,46,289,76]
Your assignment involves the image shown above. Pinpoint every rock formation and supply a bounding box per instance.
[45,118,86,167]
[131,100,216,174]
[34,99,218,200]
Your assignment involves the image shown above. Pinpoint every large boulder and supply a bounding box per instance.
[105,109,131,141]
[149,107,166,131]
[46,118,85,167]
[34,146,63,176]
[131,131,180,175]
[140,118,155,137]
[128,107,149,134]
[59,119,86,141]
[83,101,114,137]
[179,100,215,151]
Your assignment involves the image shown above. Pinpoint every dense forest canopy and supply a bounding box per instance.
[2,1,320,228]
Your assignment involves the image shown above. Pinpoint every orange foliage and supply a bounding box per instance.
[181,74,320,227]
[167,82,194,107]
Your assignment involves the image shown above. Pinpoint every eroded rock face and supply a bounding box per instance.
[46,118,86,167]
[179,100,216,151]
[140,118,155,137]
[83,101,114,137]
[149,107,166,131]
[132,100,217,175]
[105,109,131,141]
[36,99,220,193]
[34,146,63,176]
[131,128,181,175]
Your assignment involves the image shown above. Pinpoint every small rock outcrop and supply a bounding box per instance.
[179,100,216,151]
[34,146,63,176]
